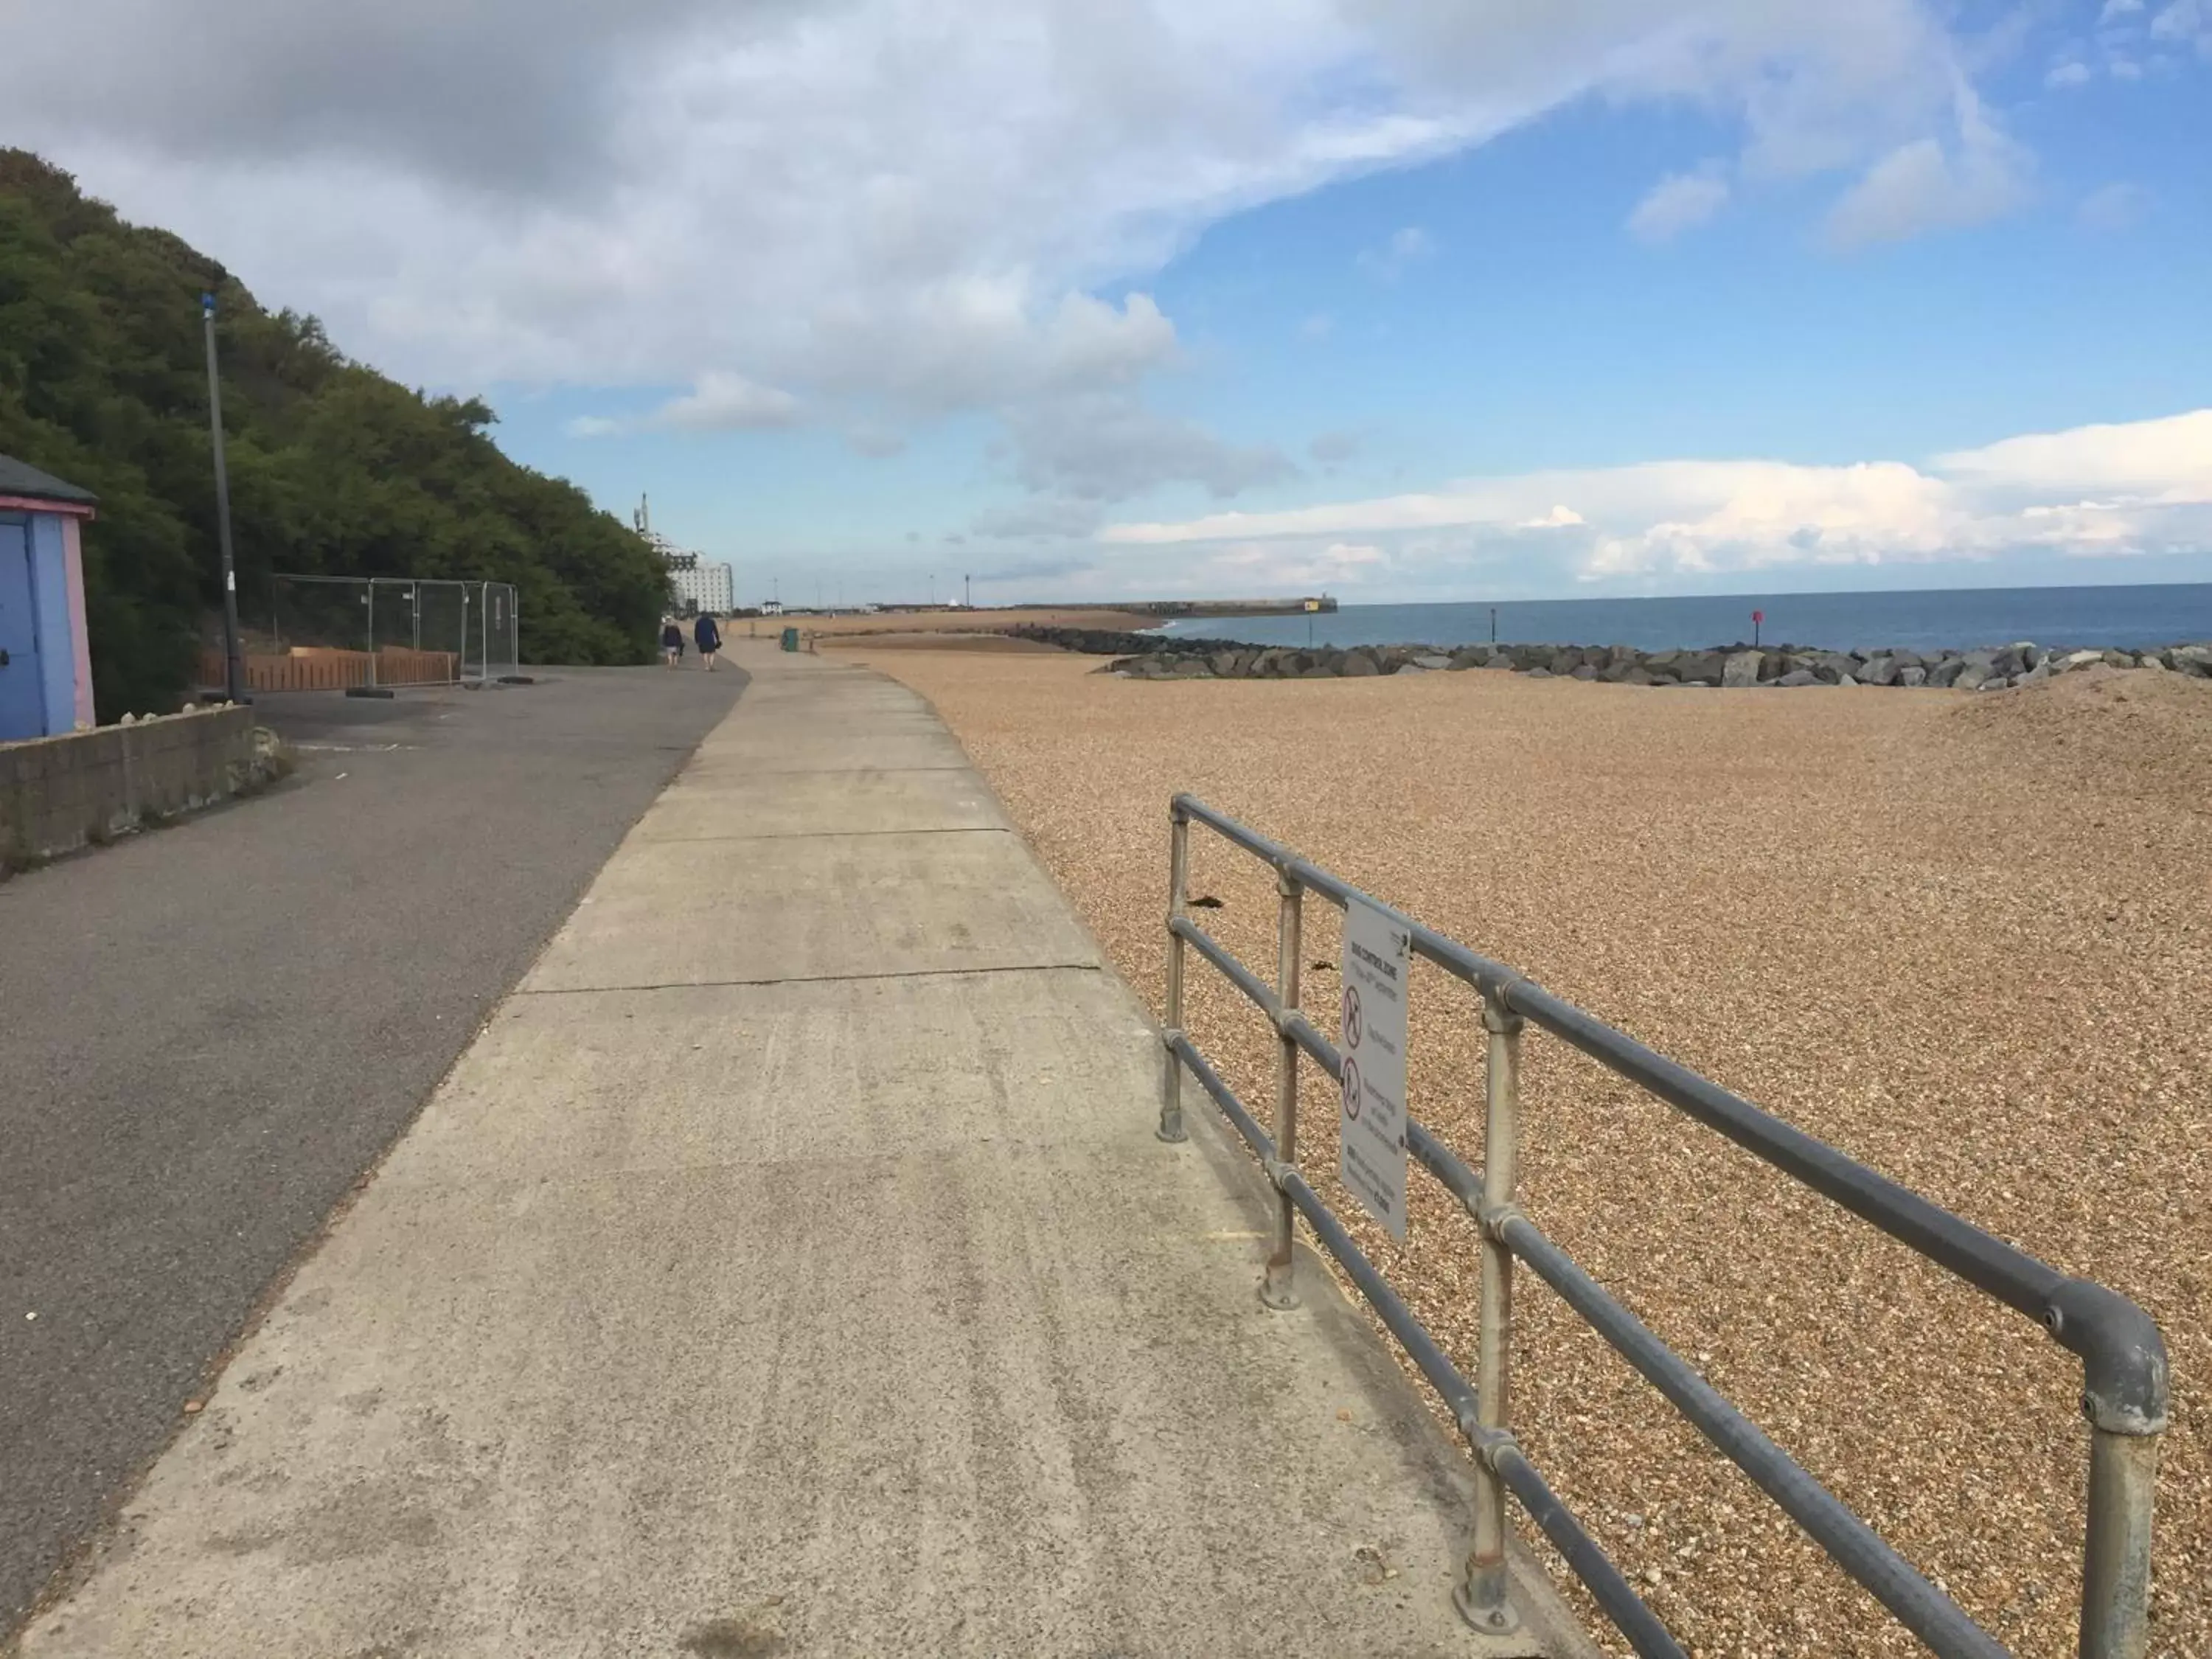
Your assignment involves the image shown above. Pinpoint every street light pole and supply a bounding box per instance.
[200,292,246,704]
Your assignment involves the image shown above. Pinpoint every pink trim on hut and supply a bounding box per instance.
[61,516,96,728]
[0,495,97,517]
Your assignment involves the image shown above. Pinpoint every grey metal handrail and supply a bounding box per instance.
[1156,793,2165,1658]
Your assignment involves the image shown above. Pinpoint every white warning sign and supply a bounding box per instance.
[1338,894,1411,1239]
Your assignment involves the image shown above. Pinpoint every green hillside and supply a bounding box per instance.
[0,150,664,719]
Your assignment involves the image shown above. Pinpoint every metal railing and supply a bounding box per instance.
[1157,794,2166,1659]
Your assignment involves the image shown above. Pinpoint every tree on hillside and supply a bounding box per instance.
[0,150,664,718]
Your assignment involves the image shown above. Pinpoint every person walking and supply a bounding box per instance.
[661,619,683,668]
[694,611,723,672]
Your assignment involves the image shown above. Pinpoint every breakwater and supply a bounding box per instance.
[1007,626,2212,687]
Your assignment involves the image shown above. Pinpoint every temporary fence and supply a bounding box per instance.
[1159,793,2166,1659]
[201,575,520,694]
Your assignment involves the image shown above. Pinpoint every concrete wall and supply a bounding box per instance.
[1,706,258,869]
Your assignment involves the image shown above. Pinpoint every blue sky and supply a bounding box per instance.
[13,0,2211,605]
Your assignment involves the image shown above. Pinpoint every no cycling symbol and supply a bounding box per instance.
[1340,985,1364,1120]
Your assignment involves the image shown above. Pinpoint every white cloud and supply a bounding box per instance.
[1097,408,2212,583]
[1824,88,2031,247]
[2045,59,2095,86]
[1357,225,1434,279]
[2101,0,2145,17]
[1310,430,1363,465]
[1298,313,1335,342]
[653,372,801,431]
[1933,409,2212,498]
[2150,0,2212,52]
[1,0,2082,511]
[1627,168,1732,243]
[2077,181,2154,232]
[567,372,801,437]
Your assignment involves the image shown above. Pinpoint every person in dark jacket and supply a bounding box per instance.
[661,620,684,668]
[693,612,722,671]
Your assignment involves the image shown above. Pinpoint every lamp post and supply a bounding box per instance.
[201,292,246,704]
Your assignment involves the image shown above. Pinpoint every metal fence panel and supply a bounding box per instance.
[213,574,521,694]
[484,582,518,679]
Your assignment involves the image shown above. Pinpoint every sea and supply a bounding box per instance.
[1149,583,2212,657]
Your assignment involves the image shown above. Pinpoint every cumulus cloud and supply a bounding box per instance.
[1097,408,2212,584]
[1824,90,2031,248]
[653,372,802,431]
[1,0,2083,535]
[567,372,800,437]
[2150,0,2212,53]
[1627,169,1731,242]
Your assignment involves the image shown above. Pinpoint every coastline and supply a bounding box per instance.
[839,644,2211,1658]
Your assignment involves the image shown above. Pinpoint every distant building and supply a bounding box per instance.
[633,495,735,615]
[1,453,98,740]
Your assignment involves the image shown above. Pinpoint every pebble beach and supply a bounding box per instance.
[841,641,2210,1658]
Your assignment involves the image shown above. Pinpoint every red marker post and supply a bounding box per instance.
[1752,608,1764,649]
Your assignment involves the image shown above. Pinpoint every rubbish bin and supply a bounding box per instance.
[780,627,799,653]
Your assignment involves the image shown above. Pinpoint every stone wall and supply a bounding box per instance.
[1,706,282,871]
[1091,637,2212,689]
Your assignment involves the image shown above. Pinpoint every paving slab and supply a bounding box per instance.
[634,766,1006,841]
[19,644,1596,1659]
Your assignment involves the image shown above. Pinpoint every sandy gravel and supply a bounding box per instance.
[850,647,2210,1658]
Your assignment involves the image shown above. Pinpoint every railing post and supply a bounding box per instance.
[1459,991,1527,1638]
[2080,1426,2157,1658]
[1260,868,1303,1310]
[1158,804,1190,1144]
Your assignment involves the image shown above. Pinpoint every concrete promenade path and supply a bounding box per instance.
[20,644,1590,1658]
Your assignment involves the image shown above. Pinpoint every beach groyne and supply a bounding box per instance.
[1007,626,2212,688]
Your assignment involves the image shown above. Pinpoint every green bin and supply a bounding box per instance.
[779,626,799,653]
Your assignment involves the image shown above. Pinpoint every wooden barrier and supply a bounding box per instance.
[196,647,461,693]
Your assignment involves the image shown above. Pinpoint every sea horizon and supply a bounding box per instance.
[1150,580,2212,656]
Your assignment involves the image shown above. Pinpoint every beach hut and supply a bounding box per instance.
[0,453,99,741]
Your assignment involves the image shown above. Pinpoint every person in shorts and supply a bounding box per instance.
[694,611,723,670]
[661,619,683,667]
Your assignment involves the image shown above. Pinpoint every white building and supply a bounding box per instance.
[634,497,735,614]
[661,547,734,615]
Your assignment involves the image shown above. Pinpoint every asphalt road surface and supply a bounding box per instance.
[0,664,747,1632]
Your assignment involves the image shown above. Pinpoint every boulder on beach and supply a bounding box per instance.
[1722,650,1764,689]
